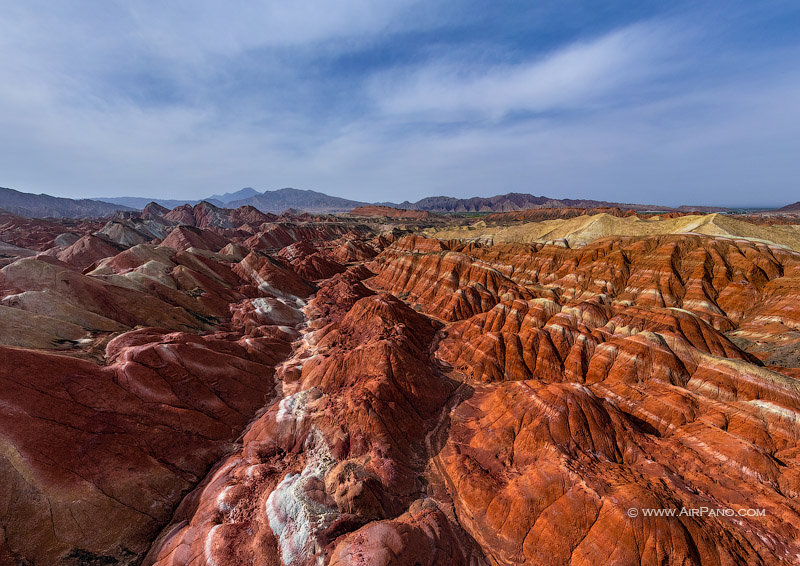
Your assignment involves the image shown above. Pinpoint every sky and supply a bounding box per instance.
[0,1,798,207]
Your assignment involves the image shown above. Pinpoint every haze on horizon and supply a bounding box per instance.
[0,0,798,208]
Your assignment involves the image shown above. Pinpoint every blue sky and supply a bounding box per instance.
[0,1,798,206]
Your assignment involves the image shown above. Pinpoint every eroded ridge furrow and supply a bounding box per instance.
[145,266,487,566]
[3,203,800,566]
[143,287,316,566]
[0,216,380,565]
[367,234,800,566]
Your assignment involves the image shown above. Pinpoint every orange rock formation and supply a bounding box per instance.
[0,207,799,565]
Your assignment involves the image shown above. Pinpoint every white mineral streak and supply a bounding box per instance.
[266,429,340,566]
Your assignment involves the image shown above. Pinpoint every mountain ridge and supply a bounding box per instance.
[776,201,800,212]
[0,186,134,218]
[94,196,226,209]
[94,187,733,215]
[382,192,728,213]
[226,187,367,213]
[205,186,259,204]
[7,185,790,219]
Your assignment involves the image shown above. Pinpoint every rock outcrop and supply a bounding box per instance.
[349,205,435,219]
[1,212,799,566]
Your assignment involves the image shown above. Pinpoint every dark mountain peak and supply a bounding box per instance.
[226,188,367,214]
[401,192,553,212]
[206,187,259,204]
[272,187,325,196]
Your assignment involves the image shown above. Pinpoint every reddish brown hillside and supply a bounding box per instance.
[0,212,799,566]
[481,206,700,223]
[349,205,435,219]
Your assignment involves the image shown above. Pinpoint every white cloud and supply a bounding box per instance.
[370,23,683,121]
[121,0,425,66]
[0,1,798,207]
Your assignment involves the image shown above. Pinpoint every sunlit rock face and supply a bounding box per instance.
[145,274,463,566]
[1,206,800,566]
[366,234,800,565]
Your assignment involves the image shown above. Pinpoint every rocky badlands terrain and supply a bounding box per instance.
[1,202,799,565]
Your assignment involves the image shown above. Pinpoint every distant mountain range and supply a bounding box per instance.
[97,196,225,209]
[95,187,730,215]
[0,186,133,218]
[95,187,366,214]
[226,188,366,213]
[2,184,790,220]
[97,187,263,210]
[380,193,728,213]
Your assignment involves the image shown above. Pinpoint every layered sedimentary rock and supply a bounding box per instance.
[51,233,128,269]
[243,222,371,252]
[144,273,485,566]
[349,205,436,219]
[426,211,800,252]
[0,240,36,268]
[0,208,103,250]
[365,234,800,565]
[0,330,293,564]
[163,202,278,230]
[1,210,799,565]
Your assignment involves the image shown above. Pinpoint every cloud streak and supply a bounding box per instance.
[370,23,681,120]
[0,0,798,207]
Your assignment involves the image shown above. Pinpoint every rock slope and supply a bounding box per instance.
[0,213,798,565]
[427,211,800,252]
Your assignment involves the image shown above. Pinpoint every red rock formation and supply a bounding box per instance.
[53,233,126,269]
[145,273,470,566]
[278,241,346,281]
[243,222,370,251]
[363,233,800,565]
[234,250,316,300]
[0,256,210,332]
[230,204,278,226]
[331,238,378,263]
[0,326,294,564]
[161,225,230,252]
[142,201,171,220]
[86,244,250,320]
[349,205,435,219]
[1,218,800,566]
[162,202,278,231]
[369,237,547,321]
[164,202,224,228]
[0,209,103,250]
[480,206,701,223]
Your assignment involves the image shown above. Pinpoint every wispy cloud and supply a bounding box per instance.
[370,23,683,121]
[0,0,798,206]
